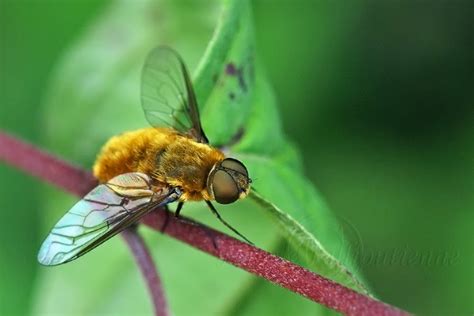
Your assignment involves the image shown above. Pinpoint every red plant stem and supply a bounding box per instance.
[0,132,96,196]
[122,228,169,316]
[0,131,411,316]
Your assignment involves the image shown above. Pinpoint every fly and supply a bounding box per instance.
[38,47,252,266]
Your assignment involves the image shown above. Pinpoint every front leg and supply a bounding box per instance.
[161,201,185,232]
[175,201,184,217]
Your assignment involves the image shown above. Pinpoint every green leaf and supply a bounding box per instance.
[194,0,369,294]
[229,66,369,293]
[195,0,256,145]
[33,0,369,314]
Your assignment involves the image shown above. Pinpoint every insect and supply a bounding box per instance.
[38,47,252,266]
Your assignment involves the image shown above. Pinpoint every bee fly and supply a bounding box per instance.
[38,47,252,266]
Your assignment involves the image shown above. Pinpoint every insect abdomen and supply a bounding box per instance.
[93,128,171,183]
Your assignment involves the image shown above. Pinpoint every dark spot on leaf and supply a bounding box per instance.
[226,63,237,75]
[225,62,247,92]
[237,71,247,92]
[229,92,235,100]
[216,127,245,150]
[230,127,245,145]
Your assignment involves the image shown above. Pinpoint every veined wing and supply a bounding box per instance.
[141,46,208,143]
[38,173,180,266]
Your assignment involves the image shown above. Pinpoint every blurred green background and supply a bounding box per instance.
[1,0,473,315]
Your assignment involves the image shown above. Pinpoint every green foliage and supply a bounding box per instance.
[0,2,107,316]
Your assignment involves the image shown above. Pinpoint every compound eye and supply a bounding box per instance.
[212,170,239,204]
[221,158,248,177]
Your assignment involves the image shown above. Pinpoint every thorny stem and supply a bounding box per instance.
[0,131,411,316]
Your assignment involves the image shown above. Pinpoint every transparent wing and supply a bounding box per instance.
[38,173,180,266]
[141,46,208,143]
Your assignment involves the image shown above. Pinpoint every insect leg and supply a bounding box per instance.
[175,201,184,217]
[205,201,253,245]
[158,187,184,232]
[160,201,185,232]
[160,205,171,232]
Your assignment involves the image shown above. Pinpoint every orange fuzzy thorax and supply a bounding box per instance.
[93,127,225,201]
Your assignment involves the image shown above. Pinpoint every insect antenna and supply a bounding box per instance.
[205,200,254,245]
